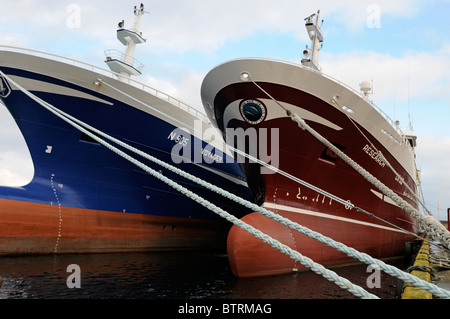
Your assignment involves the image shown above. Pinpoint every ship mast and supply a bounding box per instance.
[301,10,324,71]
[105,3,148,81]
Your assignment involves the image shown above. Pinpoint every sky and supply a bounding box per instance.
[0,0,449,220]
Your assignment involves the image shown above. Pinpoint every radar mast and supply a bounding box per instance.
[301,10,324,72]
[105,3,148,81]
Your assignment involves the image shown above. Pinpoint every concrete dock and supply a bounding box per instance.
[401,222,450,299]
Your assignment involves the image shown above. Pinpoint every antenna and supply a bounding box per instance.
[105,4,147,81]
[359,80,373,98]
[408,60,414,131]
[301,10,324,71]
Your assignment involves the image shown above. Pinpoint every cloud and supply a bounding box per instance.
[0,104,27,146]
[0,167,33,187]
[0,0,428,54]
[0,148,33,187]
[319,48,450,103]
[313,47,450,136]
[326,0,423,31]
[0,104,34,186]
[136,0,428,54]
[309,48,449,219]
[0,33,30,47]
[415,135,450,219]
[0,0,67,27]
[141,68,206,110]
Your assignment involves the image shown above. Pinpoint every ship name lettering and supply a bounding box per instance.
[201,148,223,163]
[362,144,386,168]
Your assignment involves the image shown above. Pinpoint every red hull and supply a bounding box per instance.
[201,59,421,278]
[225,103,418,277]
[228,211,414,278]
[0,198,229,255]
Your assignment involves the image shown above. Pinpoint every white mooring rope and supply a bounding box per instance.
[333,96,435,219]
[289,112,450,249]
[1,71,379,299]
[248,75,450,252]
[99,76,431,244]
[2,70,450,298]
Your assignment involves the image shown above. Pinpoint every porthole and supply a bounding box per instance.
[239,99,267,125]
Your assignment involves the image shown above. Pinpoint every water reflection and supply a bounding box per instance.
[0,252,405,299]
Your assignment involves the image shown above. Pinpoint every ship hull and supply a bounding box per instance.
[0,49,251,255]
[228,210,413,278]
[0,198,228,255]
[201,58,420,277]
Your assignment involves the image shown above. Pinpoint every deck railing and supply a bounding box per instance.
[226,57,409,145]
[0,45,208,123]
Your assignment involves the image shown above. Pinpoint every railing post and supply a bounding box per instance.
[447,208,450,231]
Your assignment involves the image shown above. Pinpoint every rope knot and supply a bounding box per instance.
[290,113,307,130]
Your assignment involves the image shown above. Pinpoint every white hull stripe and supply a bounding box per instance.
[223,98,343,131]
[370,189,400,208]
[9,75,114,106]
[263,202,408,234]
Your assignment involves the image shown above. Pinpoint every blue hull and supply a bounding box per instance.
[0,66,251,224]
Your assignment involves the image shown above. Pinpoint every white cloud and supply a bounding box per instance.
[320,49,450,103]
[0,33,30,47]
[415,135,450,219]
[325,0,423,31]
[0,104,26,145]
[0,167,33,187]
[0,0,67,27]
[310,48,450,219]
[142,69,206,110]
[0,103,34,186]
[135,0,428,54]
[0,148,33,187]
[0,0,428,54]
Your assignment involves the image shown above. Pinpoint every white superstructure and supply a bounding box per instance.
[301,10,324,71]
[105,3,148,80]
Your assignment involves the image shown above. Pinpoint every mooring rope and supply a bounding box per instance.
[3,70,450,298]
[331,95,434,219]
[246,74,450,252]
[290,110,450,249]
[1,70,382,299]
[98,77,428,240]
[51,107,450,298]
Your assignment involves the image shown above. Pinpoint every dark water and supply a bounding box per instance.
[0,251,405,300]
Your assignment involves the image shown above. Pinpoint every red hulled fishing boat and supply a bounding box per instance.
[201,11,421,277]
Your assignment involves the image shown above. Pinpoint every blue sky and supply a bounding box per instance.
[0,0,449,220]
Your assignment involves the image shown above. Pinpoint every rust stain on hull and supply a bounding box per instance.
[0,198,229,255]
